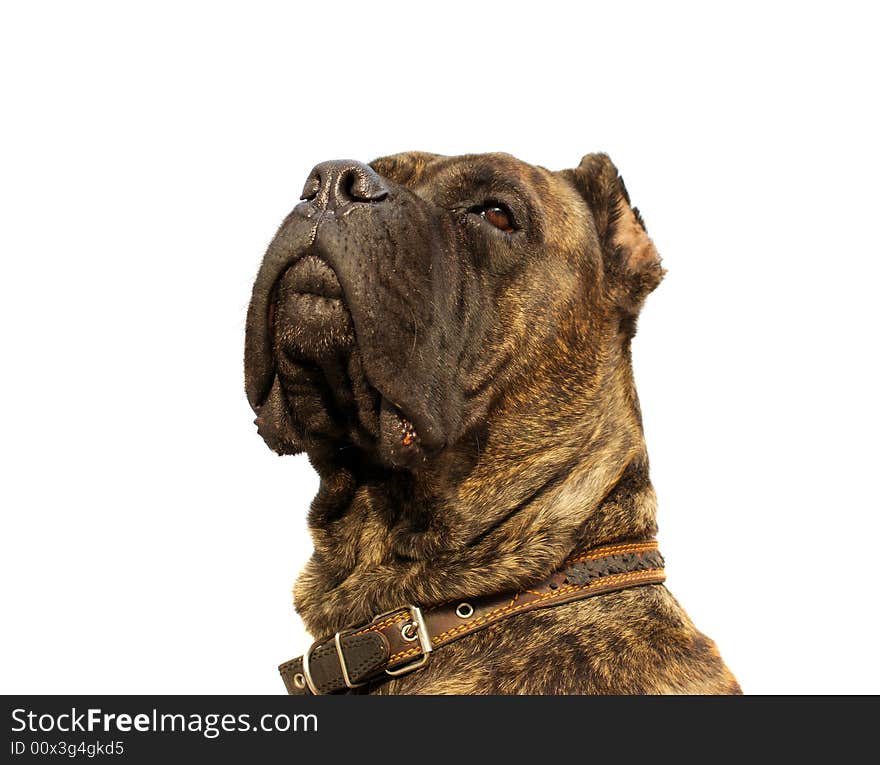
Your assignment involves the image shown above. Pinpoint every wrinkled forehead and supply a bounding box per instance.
[373,152,586,218]
[370,151,596,256]
[411,153,549,200]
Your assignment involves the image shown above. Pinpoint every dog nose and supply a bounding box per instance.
[300,160,389,211]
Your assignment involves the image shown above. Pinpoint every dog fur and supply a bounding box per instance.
[244,150,741,694]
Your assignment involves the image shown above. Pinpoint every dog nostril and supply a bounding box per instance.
[300,173,320,201]
[345,170,387,204]
[341,171,357,199]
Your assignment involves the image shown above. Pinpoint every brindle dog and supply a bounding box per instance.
[244,151,741,694]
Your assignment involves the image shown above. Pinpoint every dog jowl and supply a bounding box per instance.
[244,151,741,694]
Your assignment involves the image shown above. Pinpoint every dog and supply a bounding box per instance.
[244,151,741,694]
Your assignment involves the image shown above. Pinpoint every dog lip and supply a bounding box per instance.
[248,368,276,413]
[246,214,325,413]
[370,385,446,453]
[245,257,302,413]
[247,248,347,413]
[247,223,448,459]
[279,254,344,300]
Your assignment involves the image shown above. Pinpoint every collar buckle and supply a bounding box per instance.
[384,604,433,678]
[301,621,378,693]
[300,638,323,695]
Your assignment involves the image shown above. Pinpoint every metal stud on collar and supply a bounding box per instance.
[401,622,419,641]
[385,605,433,678]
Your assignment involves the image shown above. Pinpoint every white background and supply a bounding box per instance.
[2,2,878,694]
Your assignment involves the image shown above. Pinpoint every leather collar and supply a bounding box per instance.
[280,539,665,694]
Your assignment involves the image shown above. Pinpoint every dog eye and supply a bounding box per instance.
[469,203,516,233]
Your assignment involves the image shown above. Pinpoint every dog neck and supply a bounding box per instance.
[292,342,657,638]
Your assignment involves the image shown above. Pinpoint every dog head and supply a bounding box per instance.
[244,151,662,471]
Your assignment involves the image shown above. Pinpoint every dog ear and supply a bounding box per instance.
[563,153,664,320]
